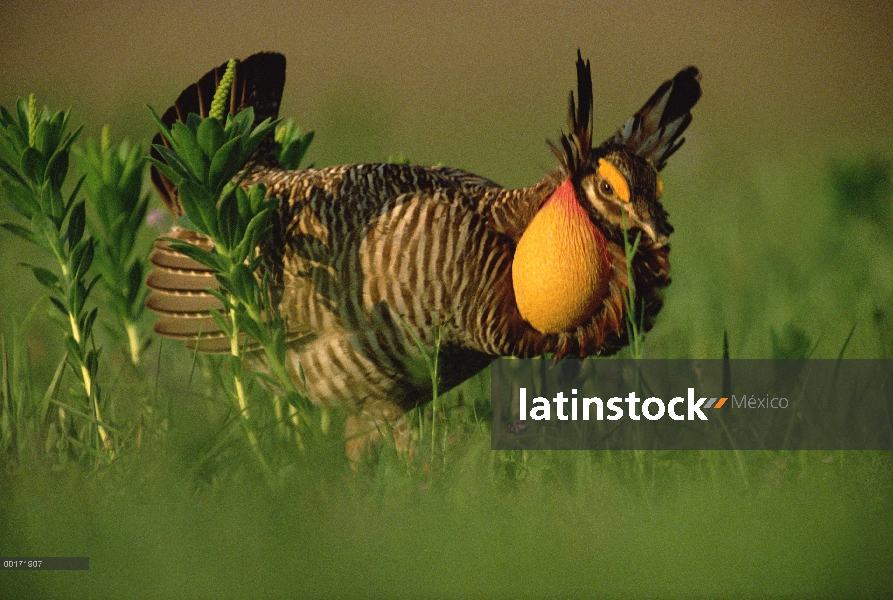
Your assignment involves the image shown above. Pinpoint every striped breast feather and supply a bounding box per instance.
[607,67,701,171]
[354,186,519,353]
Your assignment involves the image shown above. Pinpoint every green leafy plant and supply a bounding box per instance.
[0,95,115,460]
[76,126,150,365]
[148,59,319,473]
[275,118,314,170]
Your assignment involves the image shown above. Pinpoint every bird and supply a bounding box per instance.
[145,51,701,460]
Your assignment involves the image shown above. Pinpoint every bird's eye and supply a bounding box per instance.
[596,158,631,203]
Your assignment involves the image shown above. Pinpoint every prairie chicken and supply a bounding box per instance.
[146,52,701,458]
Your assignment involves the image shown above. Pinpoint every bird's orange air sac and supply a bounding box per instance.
[512,178,610,333]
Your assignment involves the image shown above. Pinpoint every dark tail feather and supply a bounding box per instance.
[150,52,287,217]
[609,66,702,171]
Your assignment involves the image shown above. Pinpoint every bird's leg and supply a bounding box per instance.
[343,398,410,468]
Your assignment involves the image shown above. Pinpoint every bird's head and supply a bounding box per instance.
[546,50,685,249]
[572,145,671,248]
[512,52,698,335]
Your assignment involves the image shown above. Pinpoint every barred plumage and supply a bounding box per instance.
[147,52,701,458]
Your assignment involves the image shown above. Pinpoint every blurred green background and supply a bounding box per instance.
[1,1,891,598]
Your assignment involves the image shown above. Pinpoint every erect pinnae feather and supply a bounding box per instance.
[549,50,595,176]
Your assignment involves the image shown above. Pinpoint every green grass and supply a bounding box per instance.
[0,91,891,598]
[2,430,891,598]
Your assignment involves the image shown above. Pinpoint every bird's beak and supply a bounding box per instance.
[623,206,659,245]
